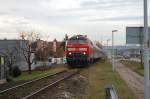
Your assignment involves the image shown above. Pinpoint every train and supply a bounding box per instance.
[65,35,107,67]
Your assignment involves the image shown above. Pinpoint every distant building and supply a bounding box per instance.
[29,39,64,63]
[0,39,32,70]
[48,40,64,58]
[121,48,141,58]
[32,39,48,52]
[32,39,48,61]
[53,39,57,53]
[105,45,141,57]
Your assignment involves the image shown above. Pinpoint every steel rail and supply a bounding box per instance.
[0,70,67,94]
[22,70,80,99]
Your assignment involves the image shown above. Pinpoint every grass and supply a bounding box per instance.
[81,61,135,99]
[12,65,67,81]
[120,60,144,76]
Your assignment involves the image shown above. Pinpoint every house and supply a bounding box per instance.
[0,39,32,70]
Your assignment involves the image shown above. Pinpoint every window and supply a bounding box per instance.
[67,40,78,44]
[67,38,87,44]
[78,39,87,44]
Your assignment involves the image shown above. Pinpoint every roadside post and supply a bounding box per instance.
[143,0,150,99]
[126,1,150,98]
[105,85,118,99]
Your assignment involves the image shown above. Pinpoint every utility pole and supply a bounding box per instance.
[143,0,150,99]
[112,30,118,71]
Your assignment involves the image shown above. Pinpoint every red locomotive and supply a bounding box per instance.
[65,35,106,67]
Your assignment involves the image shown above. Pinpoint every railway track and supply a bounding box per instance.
[0,69,80,99]
[0,70,66,94]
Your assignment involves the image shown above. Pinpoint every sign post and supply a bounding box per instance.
[143,0,150,99]
[126,1,150,97]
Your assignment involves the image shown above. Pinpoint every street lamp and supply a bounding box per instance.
[112,30,118,71]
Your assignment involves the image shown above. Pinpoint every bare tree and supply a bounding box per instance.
[60,34,68,51]
[20,31,40,74]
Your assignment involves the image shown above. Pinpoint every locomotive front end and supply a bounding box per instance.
[65,35,90,66]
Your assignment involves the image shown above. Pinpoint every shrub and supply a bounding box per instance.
[6,77,13,82]
[12,66,21,77]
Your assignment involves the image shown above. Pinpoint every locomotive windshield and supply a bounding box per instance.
[78,39,87,44]
[67,37,87,44]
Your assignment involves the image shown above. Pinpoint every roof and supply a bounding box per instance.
[69,35,88,40]
[0,39,28,41]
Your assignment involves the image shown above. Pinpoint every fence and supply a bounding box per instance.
[0,56,7,84]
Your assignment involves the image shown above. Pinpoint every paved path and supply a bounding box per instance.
[116,62,144,99]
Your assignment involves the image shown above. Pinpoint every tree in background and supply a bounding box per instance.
[19,31,41,74]
[60,34,68,51]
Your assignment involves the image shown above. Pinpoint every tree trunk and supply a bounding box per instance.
[140,50,144,68]
[28,63,31,74]
[8,64,12,75]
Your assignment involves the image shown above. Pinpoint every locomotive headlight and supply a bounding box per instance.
[67,48,75,51]
[79,48,87,51]
[69,52,72,55]
[83,52,86,55]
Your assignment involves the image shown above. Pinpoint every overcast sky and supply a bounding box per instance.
[0,0,150,45]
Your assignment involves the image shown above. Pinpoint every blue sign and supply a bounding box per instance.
[126,27,150,44]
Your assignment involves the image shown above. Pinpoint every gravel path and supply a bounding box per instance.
[116,62,144,99]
